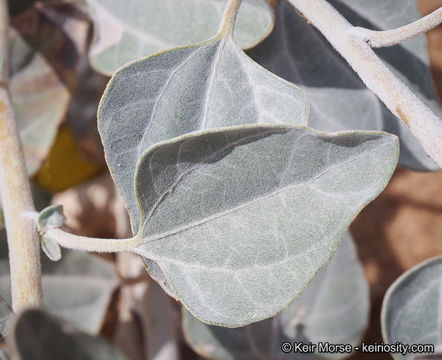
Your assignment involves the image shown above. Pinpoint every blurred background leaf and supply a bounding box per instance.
[8,309,127,360]
[0,296,12,340]
[35,125,103,192]
[10,2,89,175]
[0,234,119,335]
[85,0,275,75]
[381,256,442,360]
[248,0,441,171]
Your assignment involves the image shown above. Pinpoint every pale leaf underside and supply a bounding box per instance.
[133,125,398,326]
[183,232,369,360]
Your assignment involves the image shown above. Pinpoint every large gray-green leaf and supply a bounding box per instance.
[183,232,369,360]
[8,309,127,360]
[248,0,441,171]
[10,3,89,175]
[99,35,309,232]
[132,125,398,327]
[0,237,118,335]
[86,0,274,75]
[381,256,442,360]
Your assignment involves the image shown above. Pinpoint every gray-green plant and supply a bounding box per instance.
[183,232,369,359]
[0,0,440,359]
[381,256,442,360]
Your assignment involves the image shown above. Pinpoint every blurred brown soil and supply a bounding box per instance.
[349,1,442,359]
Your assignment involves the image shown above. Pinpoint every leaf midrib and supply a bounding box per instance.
[138,137,388,245]
[136,44,210,159]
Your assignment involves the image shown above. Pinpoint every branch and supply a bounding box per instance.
[45,228,141,253]
[288,0,442,167]
[0,0,43,310]
[349,7,442,48]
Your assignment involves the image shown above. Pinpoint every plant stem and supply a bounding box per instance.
[0,0,43,310]
[349,7,442,48]
[288,0,442,167]
[217,0,243,37]
[45,228,141,253]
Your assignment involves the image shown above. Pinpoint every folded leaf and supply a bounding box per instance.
[86,0,274,75]
[381,256,442,359]
[133,125,398,326]
[183,232,369,359]
[248,0,441,171]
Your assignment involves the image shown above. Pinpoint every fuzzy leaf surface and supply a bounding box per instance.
[248,0,441,171]
[86,0,274,75]
[99,36,309,231]
[381,256,442,359]
[133,125,398,326]
[183,233,369,359]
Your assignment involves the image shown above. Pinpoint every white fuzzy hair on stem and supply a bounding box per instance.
[0,0,43,310]
[349,7,442,48]
[288,0,442,167]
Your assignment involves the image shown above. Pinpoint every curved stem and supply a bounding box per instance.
[217,0,243,37]
[288,0,442,167]
[349,7,442,48]
[45,228,142,253]
[0,0,43,310]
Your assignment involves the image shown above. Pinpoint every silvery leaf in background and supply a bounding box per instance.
[381,256,442,360]
[0,236,118,335]
[86,0,274,75]
[248,0,441,171]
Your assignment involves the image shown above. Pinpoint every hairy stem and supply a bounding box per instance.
[288,0,442,167]
[0,0,43,310]
[217,0,243,37]
[349,7,442,48]
[45,228,142,253]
